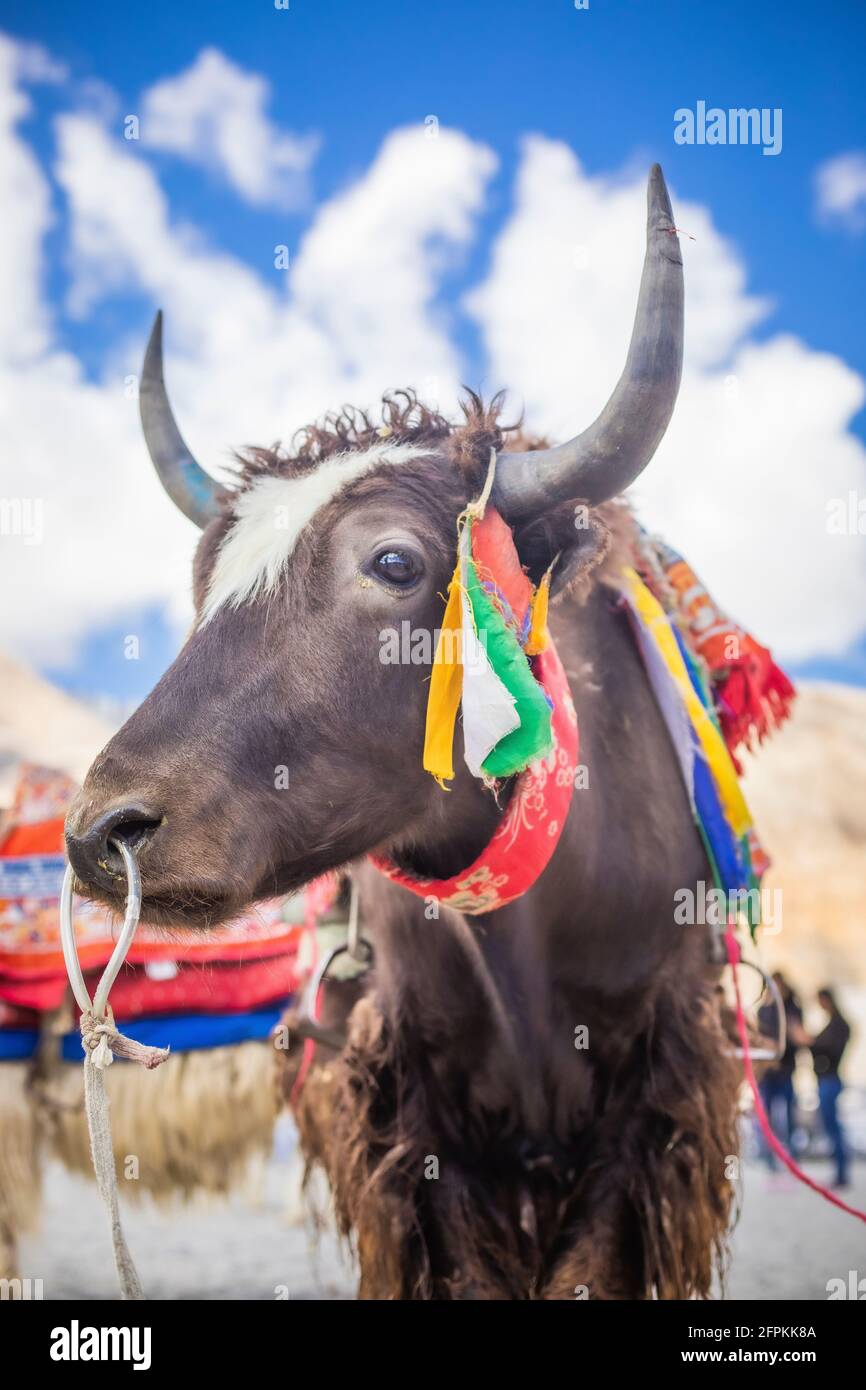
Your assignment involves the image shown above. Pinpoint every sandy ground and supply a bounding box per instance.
[16,1118,866,1301]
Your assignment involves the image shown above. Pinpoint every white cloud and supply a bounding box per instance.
[0,36,55,362]
[0,69,200,666]
[140,48,319,210]
[54,113,496,451]
[0,43,496,668]
[815,151,866,232]
[7,36,67,86]
[468,137,866,661]
[0,42,864,682]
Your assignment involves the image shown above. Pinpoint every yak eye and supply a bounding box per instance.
[372,549,419,586]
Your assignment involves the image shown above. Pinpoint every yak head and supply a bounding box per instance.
[65,165,683,928]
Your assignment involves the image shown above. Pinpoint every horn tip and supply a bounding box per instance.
[648,163,673,215]
[647,164,679,260]
[144,309,164,361]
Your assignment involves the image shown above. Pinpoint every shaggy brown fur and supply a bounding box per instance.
[236,388,515,489]
[234,387,624,599]
[293,963,739,1300]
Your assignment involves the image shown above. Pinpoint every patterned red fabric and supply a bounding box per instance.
[99,956,302,1021]
[372,640,578,914]
[0,764,300,981]
[0,816,66,857]
[0,953,302,1019]
[0,764,306,1026]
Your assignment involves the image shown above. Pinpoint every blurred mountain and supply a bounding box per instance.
[0,650,115,806]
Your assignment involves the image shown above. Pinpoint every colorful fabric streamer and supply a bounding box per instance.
[620,566,768,930]
[423,500,554,786]
[641,537,795,766]
[375,642,578,914]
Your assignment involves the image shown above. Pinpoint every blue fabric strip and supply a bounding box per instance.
[690,731,748,893]
[0,1003,288,1062]
[0,1029,39,1061]
[0,853,66,899]
[671,628,749,894]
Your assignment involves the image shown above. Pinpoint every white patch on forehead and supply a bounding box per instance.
[200,441,430,623]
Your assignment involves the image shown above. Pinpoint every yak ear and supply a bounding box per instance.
[549,519,610,597]
[511,506,610,599]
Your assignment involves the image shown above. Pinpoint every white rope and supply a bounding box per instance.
[60,840,169,1300]
[83,1051,144,1300]
[468,447,497,519]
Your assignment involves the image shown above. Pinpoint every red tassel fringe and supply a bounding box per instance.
[716,639,796,764]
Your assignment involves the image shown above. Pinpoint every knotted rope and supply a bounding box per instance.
[60,840,169,1299]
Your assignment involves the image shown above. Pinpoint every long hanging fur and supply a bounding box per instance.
[0,1065,42,1280]
[293,985,739,1300]
[46,1042,277,1202]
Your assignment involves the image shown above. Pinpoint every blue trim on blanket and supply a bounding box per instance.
[0,1003,288,1061]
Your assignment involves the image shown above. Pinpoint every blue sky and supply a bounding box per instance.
[1,0,865,706]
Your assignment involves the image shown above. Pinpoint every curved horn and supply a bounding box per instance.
[139,311,222,528]
[492,163,684,519]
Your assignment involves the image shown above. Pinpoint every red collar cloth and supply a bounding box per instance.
[371,640,578,915]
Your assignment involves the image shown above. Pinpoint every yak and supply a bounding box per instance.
[65,165,740,1299]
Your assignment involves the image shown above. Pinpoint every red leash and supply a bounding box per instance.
[724,922,866,1224]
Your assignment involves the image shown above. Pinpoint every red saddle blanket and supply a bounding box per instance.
[0,765,305,1019]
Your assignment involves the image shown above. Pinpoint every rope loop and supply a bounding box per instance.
[60,838,168,1298]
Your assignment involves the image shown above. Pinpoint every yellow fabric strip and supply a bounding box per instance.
[422,556,464,784]
[524,569,551,657]
[622,566,752,839]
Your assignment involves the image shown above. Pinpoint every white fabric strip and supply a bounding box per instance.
[458,526,519,779]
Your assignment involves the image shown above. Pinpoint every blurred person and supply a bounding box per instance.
[755,972,803,1167]
[791,988,851,1188]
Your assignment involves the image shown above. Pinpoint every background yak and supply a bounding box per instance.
[65,165,740,1299]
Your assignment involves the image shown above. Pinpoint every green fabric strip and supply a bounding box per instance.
[464,552,552,778]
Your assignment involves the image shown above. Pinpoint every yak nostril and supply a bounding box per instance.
[100,813,162,873]
[71,806,162,884]
[105,811,161,856]
[108,815,161,852]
